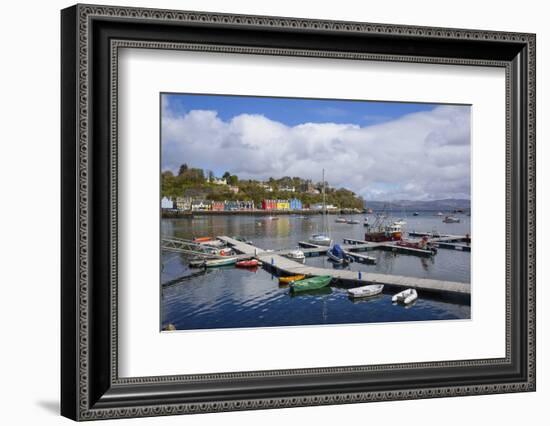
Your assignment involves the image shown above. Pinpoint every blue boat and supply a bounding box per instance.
[327,244,351,264]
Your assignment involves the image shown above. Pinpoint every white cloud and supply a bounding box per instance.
[161,102,470,201]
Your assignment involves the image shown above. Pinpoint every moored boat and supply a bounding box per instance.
[290,275,332,293]
[393,219,407,226]
[193,236,213,243]
[204,257,237,268]
[327,244,351,264]
[279,274,306,284]
[235,259,259,268]
[286,249,306,263]
[442,215,460,223]
[364,223,402,242]
[335,217,347,223]
[392,288,418,304]
[347,284,384,298]
[346,219,359,224]
[309,234,332,246]
[413,212,420,216]
[309,169,332,247]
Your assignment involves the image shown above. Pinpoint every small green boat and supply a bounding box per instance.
[204,257,237,268]
[290,275,332,293]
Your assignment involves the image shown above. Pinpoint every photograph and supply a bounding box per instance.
[57,2,536,420]
[160,93,472,331]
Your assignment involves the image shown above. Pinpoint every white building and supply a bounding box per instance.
[209,177,227,185]
[280,186,295,192]
[259,183,273,192]
[161,196,174,209]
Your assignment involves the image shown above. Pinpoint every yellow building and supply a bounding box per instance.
[276,200,290,210]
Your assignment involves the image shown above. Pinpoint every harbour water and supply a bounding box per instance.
[161,212,471,330]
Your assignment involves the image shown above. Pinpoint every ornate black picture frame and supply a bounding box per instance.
[61,4,536,421]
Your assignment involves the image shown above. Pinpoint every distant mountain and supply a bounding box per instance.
[364,199,470,212]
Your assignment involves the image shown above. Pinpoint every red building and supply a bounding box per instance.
[262,199,277,210]
[211,201,225,211]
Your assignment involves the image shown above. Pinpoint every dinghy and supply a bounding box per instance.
[279,274,306,285]
[235,259,259,268]
[392,288,418,304]
[290,275,332,293]
[204,257,237,268]
[347,284,384,298]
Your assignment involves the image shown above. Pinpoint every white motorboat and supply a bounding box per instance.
[335,217,347,223]
[393,219,407,226]
[346,219,359,224]
[392,288,418,304]
[347,284,384,298]
[287,249,306,263]
[442,215,460,223]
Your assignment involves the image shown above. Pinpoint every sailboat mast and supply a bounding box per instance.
[322,169,327,234]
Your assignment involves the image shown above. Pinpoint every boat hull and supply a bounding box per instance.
[392,289,418,304]
[290,275,332,293]
[235,259,259,268]
[205,257,237,268]
[364,232,402,242]
[309,237,332,246]
[279,274,306,284]
[348,284,384,298]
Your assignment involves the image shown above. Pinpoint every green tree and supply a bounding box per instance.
[228,174,238,186]
[178,163,188,176]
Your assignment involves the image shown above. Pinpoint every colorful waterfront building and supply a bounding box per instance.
[191,200,212,211]
[161,196,174,209]
[262,199,276,210]
[238,200,254,210]
[175,197,192,211]
[289,198,302,210]
[276,199,290,210]
[211,201,225,211]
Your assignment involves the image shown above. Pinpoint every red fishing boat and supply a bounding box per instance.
[235,259,260,268]
[364,223,402,242]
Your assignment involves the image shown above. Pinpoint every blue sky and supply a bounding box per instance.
[161,93,471,201]
[163,93,438,127]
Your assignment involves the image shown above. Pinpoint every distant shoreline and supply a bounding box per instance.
[161,209,470,218]
[161,209,360,218]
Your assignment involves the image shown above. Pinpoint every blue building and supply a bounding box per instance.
[290,198,302,210]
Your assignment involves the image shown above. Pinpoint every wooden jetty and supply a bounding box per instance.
[217,236,470,297]
[434,241,472,252]
[342,238,435,257]
[295,241,377,263]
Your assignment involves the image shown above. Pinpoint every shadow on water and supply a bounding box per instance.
[348,293,384,304]
[288,287,333,298]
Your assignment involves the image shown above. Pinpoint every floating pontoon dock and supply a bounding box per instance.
[217,236,470,297]
[341,238,435,257]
